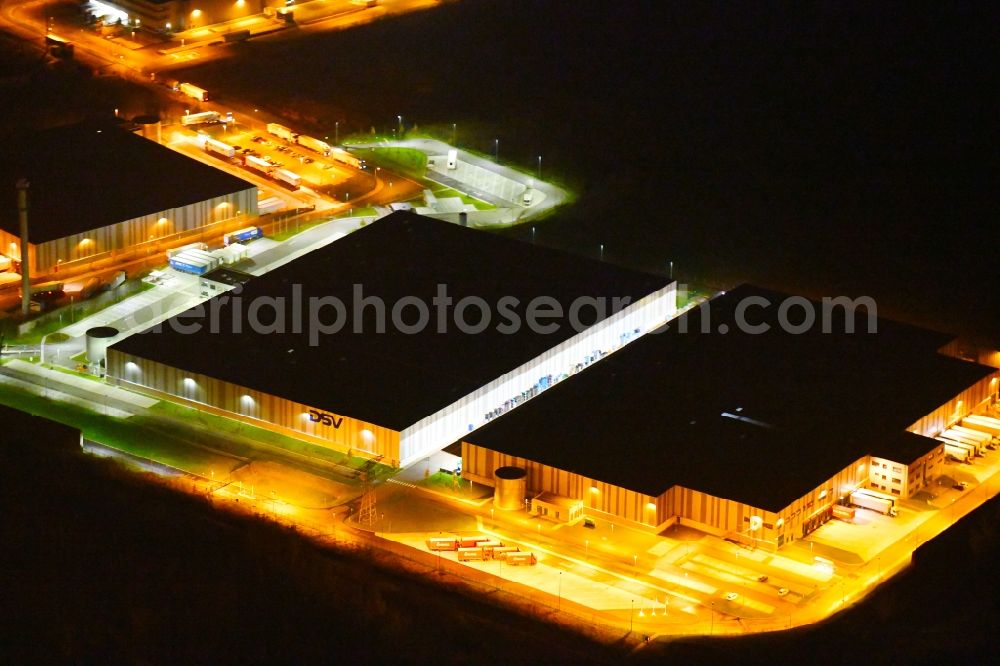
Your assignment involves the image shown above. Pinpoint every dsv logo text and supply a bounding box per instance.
[307,409,344,428]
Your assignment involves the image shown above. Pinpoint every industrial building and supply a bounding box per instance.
[0,121,257,278]
[462,285,998,549]
[107,212,678,467]
[86,0,290,32]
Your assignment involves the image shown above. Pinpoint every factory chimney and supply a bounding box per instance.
[16,179,30,317]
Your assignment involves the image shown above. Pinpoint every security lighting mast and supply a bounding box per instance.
[16,179,30,317]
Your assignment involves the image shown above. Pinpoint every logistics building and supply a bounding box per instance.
[86,0,291,32]
[461,285,998,549]
[107,212,678,467]
[0,121,257,278]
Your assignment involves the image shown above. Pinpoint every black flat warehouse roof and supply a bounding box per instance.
[466,285,996,511]
[112,212,672,430]
[0,121,256,243]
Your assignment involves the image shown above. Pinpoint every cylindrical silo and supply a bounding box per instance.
[133,115,162,143]
[85,326,121,365]
[493,466,527,510]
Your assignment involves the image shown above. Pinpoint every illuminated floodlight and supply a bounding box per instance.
[183,377,196,387]
[818,489,827,500]
[775,518,784,529]
[646,502,656,510]
[589,486,598,494]
[191,9,202,18]
[89,1,128,24]
[361,429,375,442]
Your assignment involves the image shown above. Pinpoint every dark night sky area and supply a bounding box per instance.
[174,0,1000,342]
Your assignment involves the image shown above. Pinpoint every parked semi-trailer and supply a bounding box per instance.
[166,242,208,259]
[963,415,1000,437]
[331,147,365,169]
[244,154,273,175]
[273,168,302,189]
[224,226,263,246]
[941,441,973,463]
[178,83,209,102]
[182,111,221,126]
[850,491,897,517]
[950,425,992,447]
[296,134,332,156]
[940,430,983,456]
[266,123,296,141]
[205,138,236,159]
[941,437,978,460]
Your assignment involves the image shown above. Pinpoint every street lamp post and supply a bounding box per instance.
[494,138,499,161]
[451,123,457,145]
[537,155,542,179]
[557,571,562,611]
[630,599,634,633]
[335,120,339,145]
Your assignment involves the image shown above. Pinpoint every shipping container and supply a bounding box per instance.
[426,537,458,551]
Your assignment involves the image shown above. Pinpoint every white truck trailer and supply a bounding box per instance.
[178,83,209,102]
[962,415,1000,437]
[182,111,221,126]
[296,134,332,156]
[850,491,897,517]
[205,138,236,159]
[266,123,296,141]
[950,425,991,448]
[331,147,364,169]
[940,430,984,456]
[244,154,273,175]
[941,441,973,463]
[273,168,302,189]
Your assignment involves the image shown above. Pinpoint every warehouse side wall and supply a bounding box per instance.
[400,282,678,466]
[28,187,258,275]
[107,349,400,464]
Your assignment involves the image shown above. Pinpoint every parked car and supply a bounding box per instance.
[778,587,790,597]
[724,592,738,601]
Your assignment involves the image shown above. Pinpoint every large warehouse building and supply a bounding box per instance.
[107,212,678,467]
[0,121,257,279]
[461,285,998,549]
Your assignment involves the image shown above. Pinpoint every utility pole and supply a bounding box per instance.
[16,179,30,317]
